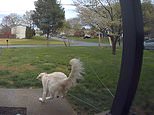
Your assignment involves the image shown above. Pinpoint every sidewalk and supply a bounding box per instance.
[0,88,76,115]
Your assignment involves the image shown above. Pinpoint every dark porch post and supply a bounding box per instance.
[110,0,144,115]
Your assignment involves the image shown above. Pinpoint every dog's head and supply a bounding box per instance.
[36,72,47,80]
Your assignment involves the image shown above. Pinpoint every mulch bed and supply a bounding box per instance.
[0,107,27,115]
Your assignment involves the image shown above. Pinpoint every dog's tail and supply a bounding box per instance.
[68,58,84,85]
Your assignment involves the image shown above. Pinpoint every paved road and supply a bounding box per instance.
[0,38,110,48]
[52,37,110,47]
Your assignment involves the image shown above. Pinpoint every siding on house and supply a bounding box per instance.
[11,26,26,39]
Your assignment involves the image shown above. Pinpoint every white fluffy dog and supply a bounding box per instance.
[36,58,84,102]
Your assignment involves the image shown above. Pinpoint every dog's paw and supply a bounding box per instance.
[46,97,52,100]
[39,98,45,103]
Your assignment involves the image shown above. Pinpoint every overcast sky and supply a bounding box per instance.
[1,0,154,22]
[0,0,77,21]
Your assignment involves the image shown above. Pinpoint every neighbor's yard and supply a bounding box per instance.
[0,47,153,114]
[0,38,63,45]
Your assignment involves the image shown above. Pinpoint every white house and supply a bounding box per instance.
[11,26,26,39]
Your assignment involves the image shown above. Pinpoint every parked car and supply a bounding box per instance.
[144,39,154,50]
[57,35,67,39]
[83,34,91,39]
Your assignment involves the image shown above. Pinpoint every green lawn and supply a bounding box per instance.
[0,38,64,45]
[0,47,153,114]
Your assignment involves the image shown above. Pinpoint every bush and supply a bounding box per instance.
[74,30,85,37]
[31,36,46,40]
[26,27,35,39]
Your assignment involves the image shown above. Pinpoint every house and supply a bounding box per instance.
[11,26,26,39]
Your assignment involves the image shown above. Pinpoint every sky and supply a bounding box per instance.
[1,0,154,22]
[0,0,77,22]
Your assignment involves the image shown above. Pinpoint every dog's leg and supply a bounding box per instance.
[39,78,49,102]
[39,90,47,102]
[54,90,60,98]
[58,90,64,98]
[46,91,54,100]
[61,90,67,98]
[59,85,68,98]
[56,87,66,99]
[42,91,47,102]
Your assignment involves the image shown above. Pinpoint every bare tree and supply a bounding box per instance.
[22,10,34,28]
[67,17,82,30]
[74,0,122,55]
[1,13,22,28]
[0,13,22,38]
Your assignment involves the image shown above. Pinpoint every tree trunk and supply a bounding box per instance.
[98,32,102,47]
[112,42,116,55]
[46,32,49,46]
[109,35,119,55]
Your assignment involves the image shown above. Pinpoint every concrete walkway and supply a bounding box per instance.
[0,88,75,115]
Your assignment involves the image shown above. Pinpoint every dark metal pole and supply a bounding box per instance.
[6,40,8,48]
[110,0,144,115]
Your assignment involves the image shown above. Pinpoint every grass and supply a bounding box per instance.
[133,50,154,114]
[0,47,153,114]
[0,38,64,45]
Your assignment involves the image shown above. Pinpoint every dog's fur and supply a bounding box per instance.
[36,58,84,102]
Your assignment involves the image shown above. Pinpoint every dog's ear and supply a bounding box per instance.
[36,72,47,80]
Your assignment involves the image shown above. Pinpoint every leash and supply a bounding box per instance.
[68,93,101,111]
[89,65,115,98]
